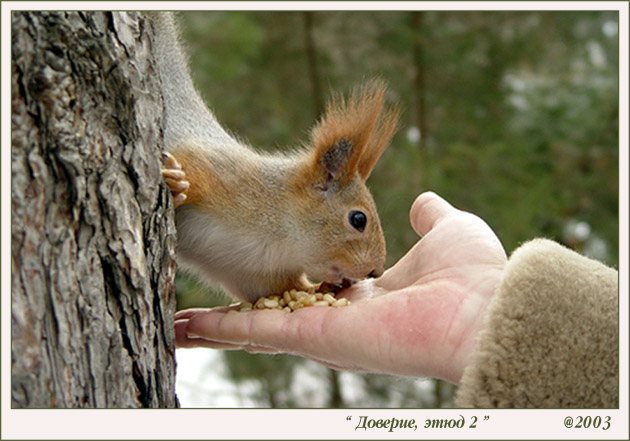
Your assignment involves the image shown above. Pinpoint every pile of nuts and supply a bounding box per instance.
[238,287,350,312]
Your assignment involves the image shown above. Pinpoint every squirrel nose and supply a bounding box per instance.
[368,268,383,278]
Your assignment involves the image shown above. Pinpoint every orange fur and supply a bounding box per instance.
[170,143,225,207]
[157,10,397,302]
[308,79,399,183]
[357,104,400,180]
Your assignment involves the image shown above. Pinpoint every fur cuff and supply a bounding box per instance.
[456,239,618,408]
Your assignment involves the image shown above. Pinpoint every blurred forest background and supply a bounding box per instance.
[173,10,620,408]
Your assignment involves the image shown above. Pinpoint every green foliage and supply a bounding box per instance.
[174,10,619,408]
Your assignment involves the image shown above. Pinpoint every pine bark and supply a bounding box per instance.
[11,11,178,408]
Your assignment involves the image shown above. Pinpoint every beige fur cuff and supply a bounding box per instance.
[455,239,618,408]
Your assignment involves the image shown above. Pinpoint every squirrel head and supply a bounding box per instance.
[291,79,399,286]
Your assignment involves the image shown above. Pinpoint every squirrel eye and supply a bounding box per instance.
[348,210,367,232]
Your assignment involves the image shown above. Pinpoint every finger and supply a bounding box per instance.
[375,192,457,290]
[177,308,354,356]
[175,308,212,320]
[175,305,236,321]
[184,305,367,364]
[185,308,298,350]
[182,299,427,376]
[176,318,206,348]
[409,191,457,237]
[175,317,247,349]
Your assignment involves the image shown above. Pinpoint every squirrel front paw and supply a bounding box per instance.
[315,281,345,294]
[161,152,189,208]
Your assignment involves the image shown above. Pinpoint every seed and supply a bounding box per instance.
[254,297,266,309]
[237,290,350,313]
[295,291,309,301]
[300,294,316,306]
[332,298,349,307]
[239,302,253,312]
[263,298,279,308]
[283,291,292,304]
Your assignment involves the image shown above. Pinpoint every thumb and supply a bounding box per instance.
[409,191,457,237]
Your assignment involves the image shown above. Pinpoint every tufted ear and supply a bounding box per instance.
[356,99,399,181]
[308,79,399,188]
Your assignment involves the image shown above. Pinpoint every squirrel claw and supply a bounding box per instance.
[315,281,343,294]
[162,151,189,208]
[171,193,187,207]
[162,151,182,169]
[165,177,190,194]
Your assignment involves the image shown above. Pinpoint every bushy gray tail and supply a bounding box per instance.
[149,12,235,148]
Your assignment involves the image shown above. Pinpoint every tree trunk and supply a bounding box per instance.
[411,11,427,151]
[11,11,178,408]
[302,11,324,117]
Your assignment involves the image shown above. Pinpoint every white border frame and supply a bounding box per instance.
[2,2,628,440]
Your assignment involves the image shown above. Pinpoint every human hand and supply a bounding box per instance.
[174,191,507,384]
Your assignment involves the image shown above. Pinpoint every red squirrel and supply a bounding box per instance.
[152,13,399,303]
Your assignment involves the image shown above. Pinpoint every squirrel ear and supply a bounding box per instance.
[319,138,353,183]
[308,79,399,186]
[356,104,399,180]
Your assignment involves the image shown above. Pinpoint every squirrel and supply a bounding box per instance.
[151,12,400,304]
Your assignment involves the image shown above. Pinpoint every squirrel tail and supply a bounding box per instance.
[149,12,236,148]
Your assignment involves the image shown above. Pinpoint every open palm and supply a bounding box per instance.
[175,192,507,384]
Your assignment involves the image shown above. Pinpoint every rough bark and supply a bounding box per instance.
[11,11,178,408]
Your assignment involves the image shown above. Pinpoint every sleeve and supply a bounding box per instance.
[455,238,619,408]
